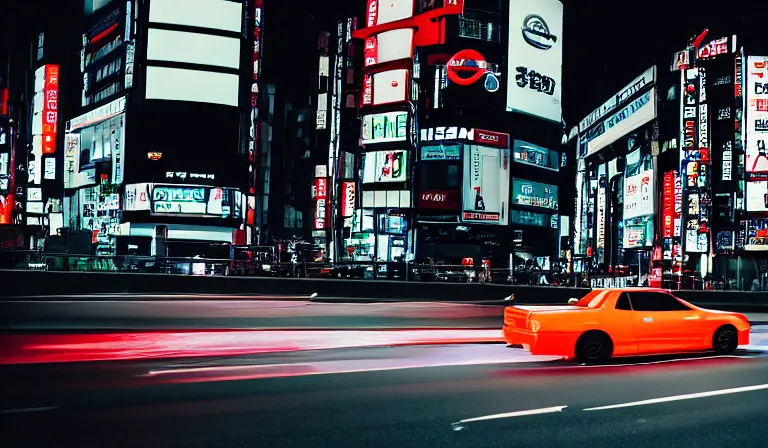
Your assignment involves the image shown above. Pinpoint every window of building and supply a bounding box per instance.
[417,161,460,191]
[459,15,501,42]
[628,292,691,311]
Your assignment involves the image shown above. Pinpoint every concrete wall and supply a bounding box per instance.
[2,270,767,311]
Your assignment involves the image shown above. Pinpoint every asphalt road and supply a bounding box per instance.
[3,343,768,447]
[0,296,505,330]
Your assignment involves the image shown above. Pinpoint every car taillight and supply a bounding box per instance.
[526,314,532,329]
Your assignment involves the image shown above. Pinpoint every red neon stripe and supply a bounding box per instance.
[91,22,119,45]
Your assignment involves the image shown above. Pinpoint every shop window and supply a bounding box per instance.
[91,122,104,161]
[362,209,374,231]
[378,213,407,235]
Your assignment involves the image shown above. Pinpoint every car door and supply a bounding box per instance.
[629,292,703,353]
[610,292,639,355]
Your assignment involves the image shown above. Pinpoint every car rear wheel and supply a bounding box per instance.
[712,325,738,355]
[575,331,613,364]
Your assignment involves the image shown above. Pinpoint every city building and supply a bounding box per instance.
[350,0,569,275]
[59,0,252,260]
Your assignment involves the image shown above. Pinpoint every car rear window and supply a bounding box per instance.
[576,290,610,309]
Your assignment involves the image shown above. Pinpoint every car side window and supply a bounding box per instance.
[615,293,632,310]
[628,292,692,311]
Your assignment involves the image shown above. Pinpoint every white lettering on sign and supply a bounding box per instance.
[476,132,499,143]
[420,126,473,141]
[422,192,447,202]
[366,0,378,27]
[722,140,732,181]
[699,104,708,148]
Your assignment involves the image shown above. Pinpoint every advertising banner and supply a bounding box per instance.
[624,170,654,219]
[362,150,408,183]
[707,54,736,194]
[746,219,768,251]
[623,148,654,249]
[746,180,768,213]
[579,66,656,133]
[462,145,510,224]
[662,170,677,238]
[362,111,408,144]
[368,69,409,106]
[364,29,414,67]
[506,0,563,122]
[419,127,509,148]
[596,172,606,252]
[416,190,460,211]
[420,144,460,161]
[680,68,699,161]
[585,89,657,157]
[511,178,558,210]
[674,169,683,237]
[746,56,768,179]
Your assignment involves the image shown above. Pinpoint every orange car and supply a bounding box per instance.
[502,288,751,362]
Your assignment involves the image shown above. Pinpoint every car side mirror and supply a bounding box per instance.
[568,298,578,305]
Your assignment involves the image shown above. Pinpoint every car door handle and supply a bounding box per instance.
[643,317,653,323]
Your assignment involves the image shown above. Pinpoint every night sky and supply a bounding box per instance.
[1,0,764,129]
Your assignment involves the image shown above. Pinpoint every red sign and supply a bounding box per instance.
[364,37,378,67]
[471,128,509,148]
[417,190,460,211]
[42,64,59,154]
[0,88,7,115]
[697,37,728,60]
[314,178,328,230]
[366,0,378,27]
[362,74,373,105]
[341,181,355,217]
[662,171,675,238]
[446,49,491,86]
[0,194,13,225]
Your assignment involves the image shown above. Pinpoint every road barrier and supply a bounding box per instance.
[3,269,768,311]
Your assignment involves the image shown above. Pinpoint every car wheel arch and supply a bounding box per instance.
[574,329,614,361]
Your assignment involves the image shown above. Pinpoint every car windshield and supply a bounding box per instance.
[575,290,611,308]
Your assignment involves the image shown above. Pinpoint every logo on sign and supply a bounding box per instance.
[477,132,499,143]
[515,67,555,95]
[446,49,500,93]
[422,192,446,202]
[521,14,557,50]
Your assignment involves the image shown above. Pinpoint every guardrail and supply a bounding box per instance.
[2,269,768,312]
[2,250,748,291]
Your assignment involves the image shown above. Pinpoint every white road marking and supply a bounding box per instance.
[452,405,567,429]
[0,406,57,414]
[583,383,768,411]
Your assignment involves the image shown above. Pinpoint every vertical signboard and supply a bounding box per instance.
[42,65,60,155]
[341,181,355,217]
[595,170,606,262]
[680,67,711,253]
[314,177,328,230]
[623,148,655,249]
[707,55,736,193]
[662,170,675,238]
